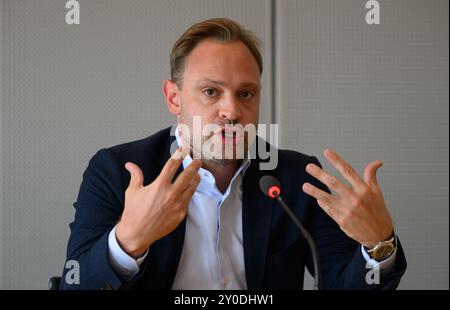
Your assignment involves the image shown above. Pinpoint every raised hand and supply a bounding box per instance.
[302,148,393,248]
[116,147,202,258]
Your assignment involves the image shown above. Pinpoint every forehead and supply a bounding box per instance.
[182,40,261,85]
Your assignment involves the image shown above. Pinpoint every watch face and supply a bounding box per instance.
[374,244,395,260]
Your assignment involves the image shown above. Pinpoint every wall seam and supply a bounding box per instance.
[270,0,277,125]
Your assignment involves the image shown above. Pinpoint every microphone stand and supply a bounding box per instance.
[275,196,322,290]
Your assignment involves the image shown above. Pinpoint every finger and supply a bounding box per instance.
[305,163,351,197]
[302,182,337,207]
[172,144,190,160]
[172,160,202,192]
[317,199,336,220]
[323,148,365,189]
[177,175,200,206]
[158,147,185,183]
[364,160,383,188]
[125,162,144,189]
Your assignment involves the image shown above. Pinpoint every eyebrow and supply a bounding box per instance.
[198,78,260,89]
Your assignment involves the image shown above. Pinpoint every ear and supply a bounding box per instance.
[163,80,181,115]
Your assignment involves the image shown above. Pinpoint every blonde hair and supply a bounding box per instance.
[170,18,263,87]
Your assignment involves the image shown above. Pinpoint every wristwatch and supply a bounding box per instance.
[365,234,396,261]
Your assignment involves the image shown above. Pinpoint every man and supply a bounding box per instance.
[60,18,406,290]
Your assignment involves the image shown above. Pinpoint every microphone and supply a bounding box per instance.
[259,175,321,290]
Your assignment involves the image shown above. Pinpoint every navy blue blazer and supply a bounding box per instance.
[60,127,406,290]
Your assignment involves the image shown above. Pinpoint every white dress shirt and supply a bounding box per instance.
[107,126,397,288]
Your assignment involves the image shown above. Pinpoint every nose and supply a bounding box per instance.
[219,96,242,123]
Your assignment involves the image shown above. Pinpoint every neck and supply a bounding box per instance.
[202,159,241,194]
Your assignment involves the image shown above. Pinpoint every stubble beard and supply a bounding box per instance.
[178,106,247,166]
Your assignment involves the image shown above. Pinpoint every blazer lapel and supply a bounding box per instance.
[242,158,274,289]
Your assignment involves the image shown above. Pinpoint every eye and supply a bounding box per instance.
[203,88,218,97]
[240,91,254,99]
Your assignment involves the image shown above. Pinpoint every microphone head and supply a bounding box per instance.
[259,175,281,198]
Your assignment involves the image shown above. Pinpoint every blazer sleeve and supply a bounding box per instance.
[304,156,407,290]
[59,148,143,290]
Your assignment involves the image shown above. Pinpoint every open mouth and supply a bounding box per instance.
[213,127,240,145]
[222,129,237,144]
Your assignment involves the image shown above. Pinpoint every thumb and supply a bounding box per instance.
[125,162,144,189]
[364,160,383,188]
